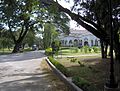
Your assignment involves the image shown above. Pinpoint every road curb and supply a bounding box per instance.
[45,58,83,91]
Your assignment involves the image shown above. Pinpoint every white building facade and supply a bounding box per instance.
[59,29,100,47]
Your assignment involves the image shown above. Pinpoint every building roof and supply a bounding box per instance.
[59,28,98,39]
[70,28,92,35]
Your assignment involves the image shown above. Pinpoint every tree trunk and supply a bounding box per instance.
[114,33,120,62]
[113,33,120,82]
[12,23,29,53]
[22,43,25,50]
[100,40,108,58]
[114,45,120,82]
[12,42,21,53]
[101,40,105,58]
[104,43,108,58]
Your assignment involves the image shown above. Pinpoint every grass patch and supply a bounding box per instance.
[72,76,98,91]
[40,60,70,91]
[58,47,101,56]
[0,48,12,55]
[48,56,70,77]
[57,56,112,91]
[23,48,32,52]
[0,48,34,55]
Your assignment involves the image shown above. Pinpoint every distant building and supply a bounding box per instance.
[59,29,100,47]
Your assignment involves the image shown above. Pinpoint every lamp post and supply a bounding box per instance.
[105,0,118,90]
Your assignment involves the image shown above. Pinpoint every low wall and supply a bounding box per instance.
[45,58,83,91]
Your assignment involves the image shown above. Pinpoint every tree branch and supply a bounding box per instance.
[55,2,107,39]
[8,20,16,43]
[41,0,108,42]
[18,23,24,39]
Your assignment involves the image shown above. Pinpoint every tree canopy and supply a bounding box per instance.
[0,0,70,53]
[42,0,120,61]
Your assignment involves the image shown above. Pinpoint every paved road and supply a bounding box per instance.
[0,51,45,63]
[0,51,69,91]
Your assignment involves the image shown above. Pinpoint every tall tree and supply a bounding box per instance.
[0,0,41,53]
[0,27,13,51]
[22,29,36,48]
[43,23,58,49]
[42,0,120,61]
[0,0,70,53]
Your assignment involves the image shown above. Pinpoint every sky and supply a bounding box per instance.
[58,0,85,30]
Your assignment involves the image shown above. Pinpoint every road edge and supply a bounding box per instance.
[45,58,83,91]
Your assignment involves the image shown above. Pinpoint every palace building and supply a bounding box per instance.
[59,29,100,47]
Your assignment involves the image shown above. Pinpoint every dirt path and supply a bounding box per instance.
[0,51,69,91]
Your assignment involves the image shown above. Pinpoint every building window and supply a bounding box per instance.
[95,39,98,46]
[69,40,73,46]
[65,40,67,45]
[84,38,89,46]
[78,40,82,48]
[91,40,93,46]
[84,41,89,46]
[79,40,82,45]
[69,40,72,44]
[74,39,78,46]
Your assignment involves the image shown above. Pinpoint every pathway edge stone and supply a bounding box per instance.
[45,58,83,91]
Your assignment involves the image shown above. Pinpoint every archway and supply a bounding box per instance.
[74,39,78,46]
[95,39,98,46]
[84,41,89,46]
[84,38,89,46]
[69,40,73,46]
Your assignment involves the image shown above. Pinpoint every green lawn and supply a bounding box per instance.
[58,47,101,56]
[0,48,12,55]
[0,47,33,55]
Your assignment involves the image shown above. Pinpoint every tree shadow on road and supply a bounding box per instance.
[0,51,46,63]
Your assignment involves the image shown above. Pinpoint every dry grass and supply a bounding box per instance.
[57,56,119,91]
[40,59,71,91]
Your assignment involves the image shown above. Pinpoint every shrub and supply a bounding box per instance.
[83,46,89,53]
[92,46,100,53]
[78,61,85,67]
[88,48,94,53]
[45,48,52,56]
[88,66,100,73]
[48,56,70,76]
[72,76,97,91]
[72,76,90,91]
[74,47,79,53]
[70,58,77,63]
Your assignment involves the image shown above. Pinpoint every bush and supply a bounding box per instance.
[72,76,97,91]
[88,47,94,53]
[74,48,79,53]
[45,48,52,56]
[70,58,77,63]
[83,46,89,53]
[78,61,85,67]
[48,56,70,77]
[72,76,90,91]
[92,46,100,53]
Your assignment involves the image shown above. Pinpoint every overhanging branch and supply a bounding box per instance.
[41,0,108,41]
[8,20,16,43]
[56,2,107,39]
